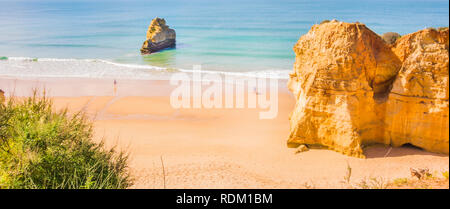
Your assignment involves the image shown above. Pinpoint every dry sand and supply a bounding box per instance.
[1,77,448,188]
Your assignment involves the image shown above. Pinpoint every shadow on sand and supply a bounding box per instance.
[364,144,448,159]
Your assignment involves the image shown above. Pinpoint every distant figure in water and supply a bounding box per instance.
[113,80,117,96]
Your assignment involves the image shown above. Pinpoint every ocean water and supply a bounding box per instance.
[0,0,448,80]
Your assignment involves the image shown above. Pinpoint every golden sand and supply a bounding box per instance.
[1,77,448,188]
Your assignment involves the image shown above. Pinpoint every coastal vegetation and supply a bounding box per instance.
[0,92,132,189]
[381,32,401,44]
[428,26,449,31]
[339,164,449,189]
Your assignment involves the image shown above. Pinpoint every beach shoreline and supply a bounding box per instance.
[1,76,448,188]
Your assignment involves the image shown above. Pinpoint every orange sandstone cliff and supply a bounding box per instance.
[287,20,449,158]
[386,28,449,154]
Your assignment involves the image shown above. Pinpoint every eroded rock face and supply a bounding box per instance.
[140,17,176,54]
[288,21,449,158]
[385,28,449,154]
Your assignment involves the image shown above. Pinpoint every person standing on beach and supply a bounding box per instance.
[113,79,117,96]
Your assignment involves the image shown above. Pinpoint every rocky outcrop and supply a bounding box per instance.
[287,20,449,158]
[140,17,176,54]
[385,28,449,154]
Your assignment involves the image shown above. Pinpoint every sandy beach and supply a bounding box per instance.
[0,76,448,188]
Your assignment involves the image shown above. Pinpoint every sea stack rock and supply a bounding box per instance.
[140,17,176,54]
[287,20,449,158]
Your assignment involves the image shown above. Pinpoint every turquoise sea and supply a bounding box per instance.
[0,0,448,79]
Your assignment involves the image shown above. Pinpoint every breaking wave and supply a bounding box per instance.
[0,56,290,80]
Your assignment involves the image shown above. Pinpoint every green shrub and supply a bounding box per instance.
[443,171,449,180]
[393,178,408,186]
[0,92,132,189]
[381,32,401,45]
[426,27,449,32]
[437,27,449,32]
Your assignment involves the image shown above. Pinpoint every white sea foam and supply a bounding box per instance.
[0,57,290,80]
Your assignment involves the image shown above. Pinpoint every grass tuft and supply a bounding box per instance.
[442,171,449,180]
[0,91,133,189]
[393,178,408,186]
[356,177,389,189]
